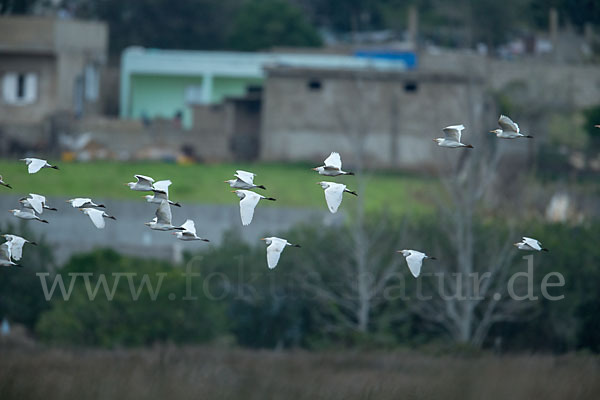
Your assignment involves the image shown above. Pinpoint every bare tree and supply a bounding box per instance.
[412,60,535,346]
[295,72,407,335]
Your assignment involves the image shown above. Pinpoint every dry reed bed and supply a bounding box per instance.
[0,345,598,400]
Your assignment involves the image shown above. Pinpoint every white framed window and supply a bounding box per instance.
[2,72,38,105]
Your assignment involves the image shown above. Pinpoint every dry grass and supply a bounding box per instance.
[0,343,598,400]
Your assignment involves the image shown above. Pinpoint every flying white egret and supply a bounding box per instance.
[514,237,549,252]
[80,208,116,229]
[20,194,57,214]
[317,181,357,213]
[2,234,37,261]
[0,175,12,189]
[313,152,354,176]
[9,209,48,223]
[433,124,473,148]
[0,242,20,267]
[66,198,105,208]
[143,180,181,207]
[232,190,276,226]
[172,219,209,242]
[489,115,533,139]
[260,237,301,269]
[145,200,184,231]
[225,170,266,190]
[126,175,156,191]
[20,158,59,174]
[397,250,436,278]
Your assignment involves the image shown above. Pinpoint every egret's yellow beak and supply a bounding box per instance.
[260,238,266,241]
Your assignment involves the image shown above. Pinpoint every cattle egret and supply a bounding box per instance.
[67,198,105,208]
[9,209,48,223]
[80,208,116,229]
[143,180,181,207]
[0,176,11,189]
[397,250,436,278]
[172,219,209,242]
[489,115,533,139]
[20,194,56,214]
[434,125,473,148]
[127,175,155,191]
[145,200,184,231]
[232,190,276,226]
[225,170,266,190]
[313,152,354,176]
[317,181,357,213]
[514,237,549,252]
[0,242,20,267]
[261,237,300,269]
[20,158,59,174]
[2,234,37,261]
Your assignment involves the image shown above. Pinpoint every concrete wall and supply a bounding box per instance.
[0,195,343,266]
[0,53,57,124]
[0,16,108,124]
[419,51,600,109]
[261,68,490,170]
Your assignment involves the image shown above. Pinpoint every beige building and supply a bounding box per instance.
[260,66,490,170]
[0,16,108,125]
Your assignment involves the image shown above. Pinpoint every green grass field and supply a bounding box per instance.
[0,160,437,215]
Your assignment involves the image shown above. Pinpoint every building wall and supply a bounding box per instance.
[128,74,262,129]
[0,16,108,124]
[0,53,56,124]
[261,69,490,169]
[211,76,263,103]
[130,74,205,129]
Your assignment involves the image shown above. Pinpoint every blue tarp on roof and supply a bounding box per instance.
[354,50,418,69]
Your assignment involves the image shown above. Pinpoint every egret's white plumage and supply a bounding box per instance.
[398,249,436,278]
[261,237,300,269]
[313,152,354,176]
[127,175,156,191]
[233,190,276,226]
[2,234,37,261]
[144,180,181,207]
[67,198,105,208]
[20,158,59,174]
[514,237,548,252]
[145,200,184,231]
[434,124,473,148]
[225,170,266,190]
[0,242,19,267]
[20,193,56,214]
[490,115,533,139]
[0,175,12,189]
[317,181,357,213]
[9,208,48,223]
[80,208,116,229]
[173,219,209,242]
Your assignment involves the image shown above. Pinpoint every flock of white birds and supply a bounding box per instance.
[1,115,552,273]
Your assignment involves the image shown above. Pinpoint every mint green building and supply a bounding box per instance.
[120,47,406,129]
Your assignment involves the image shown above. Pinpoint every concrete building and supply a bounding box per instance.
[0,16,108,126]
[260,66,490,170]
[120,47,408,129]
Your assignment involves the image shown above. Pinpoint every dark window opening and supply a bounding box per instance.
[247,85,262,94]
[404,81,418,93]
[16,74,26,98]
[307,79,322,91]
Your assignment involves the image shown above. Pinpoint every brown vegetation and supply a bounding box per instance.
[1,343,598,400]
